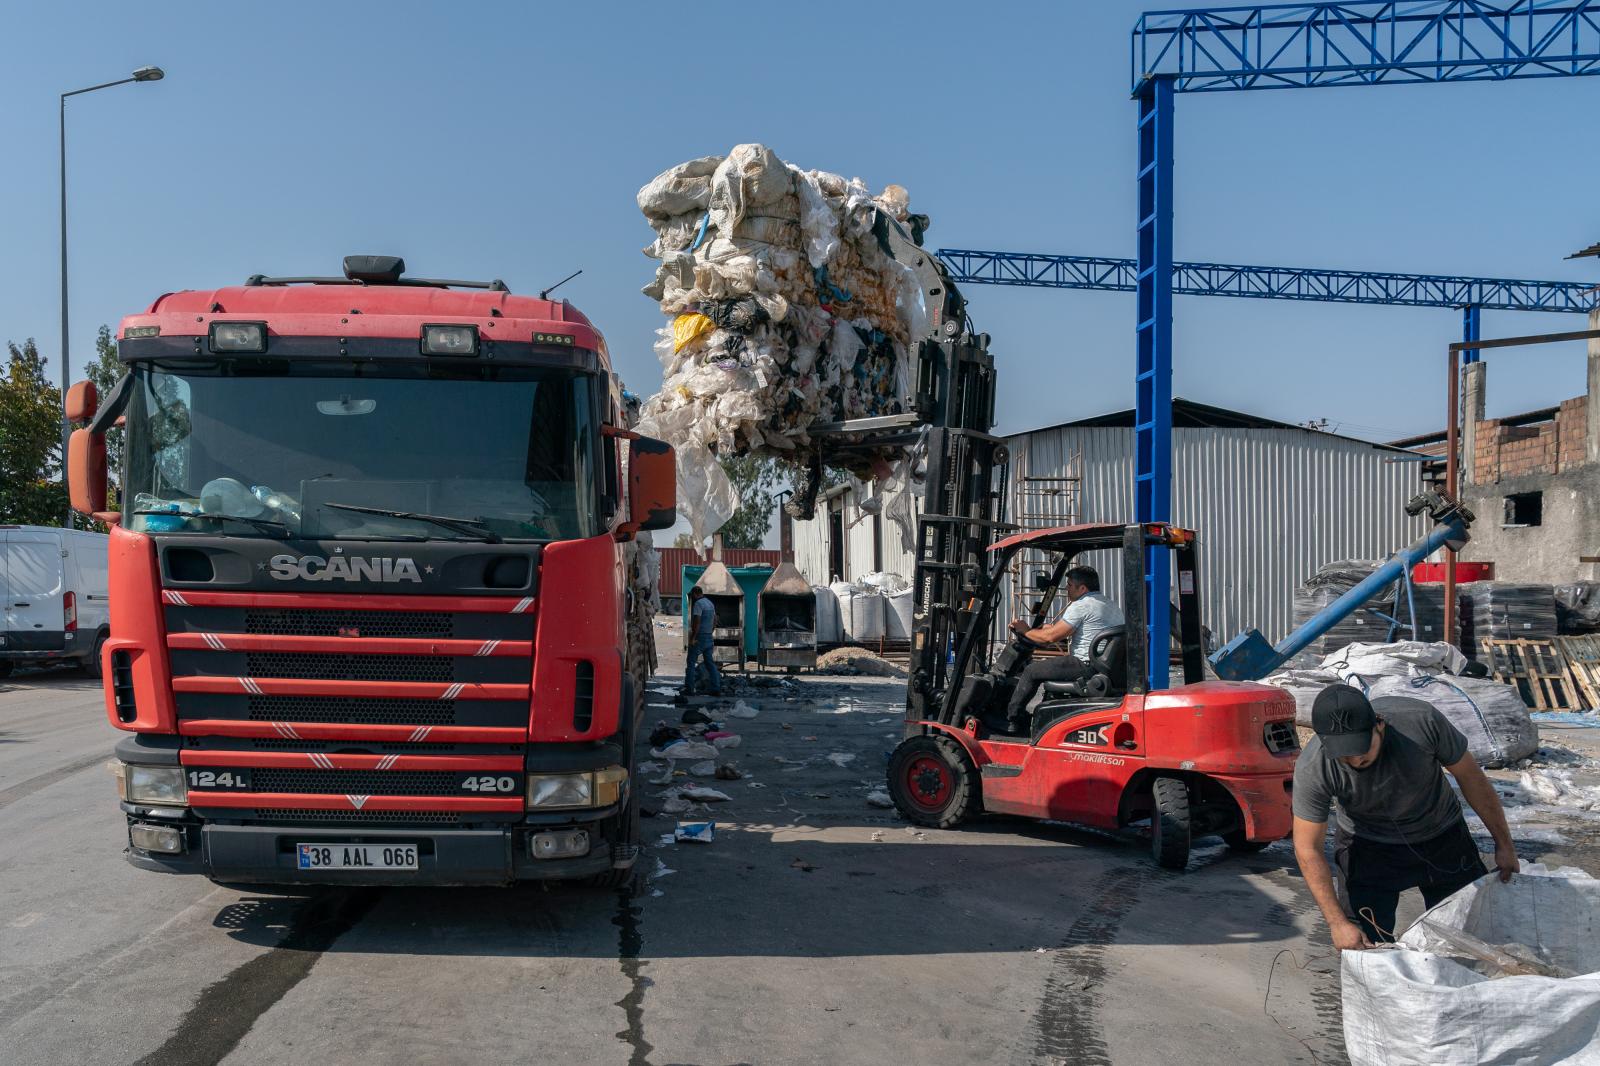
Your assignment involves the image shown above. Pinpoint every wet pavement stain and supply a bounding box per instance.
[134,887,380,1066]
[612,885,655,1066]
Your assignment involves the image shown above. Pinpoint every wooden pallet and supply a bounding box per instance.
[1478,638,1577,711]
[1555,635,1600,710]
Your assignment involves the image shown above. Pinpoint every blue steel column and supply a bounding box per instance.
[1462,304,1481,364]
[1135,76,1174,690]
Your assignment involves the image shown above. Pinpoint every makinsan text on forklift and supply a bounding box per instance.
[806,220,1297,870]
[65,255,675,888]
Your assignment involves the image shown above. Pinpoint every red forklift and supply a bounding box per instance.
[806,217,1296,870]
[885,521,1297,869]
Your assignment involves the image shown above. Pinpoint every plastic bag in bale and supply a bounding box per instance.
[1556,581,1600,634]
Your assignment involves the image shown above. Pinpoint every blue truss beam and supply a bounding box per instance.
[1133,1,1600,92]
[936,249,1600,313]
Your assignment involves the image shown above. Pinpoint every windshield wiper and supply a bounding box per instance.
[132,509,292,536]
[322,502,502,543]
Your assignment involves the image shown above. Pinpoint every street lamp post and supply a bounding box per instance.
[59,65,163,526]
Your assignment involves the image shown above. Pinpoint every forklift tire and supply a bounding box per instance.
[887,734,979,829]
[1150,776,1191,871]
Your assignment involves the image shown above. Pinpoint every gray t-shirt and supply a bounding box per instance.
[1292,696,1470,844]
[1060,592,1125,661]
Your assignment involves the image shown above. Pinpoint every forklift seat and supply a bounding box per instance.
[1038,627,1127,700]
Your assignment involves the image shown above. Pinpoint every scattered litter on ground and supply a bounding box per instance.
[675,821,715,844]
[712,734,742,750]
[728,700,760,719]
[747,781,766,789]
[681,786,733,803]
[1531,711,1600,727]
[651,889,665,897]
[802,735,817,742]
[815,646,907,677]
[658,790,692,815]
[715,764,743,780]
[790,858,817,873]
[866,790,894,808]
[781,722,794,731]
[870,830,885,841]
[658,833,676,846]
[1511,768,1600,812]
[653,859,675,879]
[689,760,718,777]
[652,739,719,762]
[826,753,857,767]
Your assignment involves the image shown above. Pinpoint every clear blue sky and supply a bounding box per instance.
[2,0,1595,445]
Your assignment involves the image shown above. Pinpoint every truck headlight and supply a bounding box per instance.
[526,773,593,810]
[123,765,188,805]
[525,767,629,810]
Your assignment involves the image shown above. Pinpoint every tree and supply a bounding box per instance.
[671,532,700,550]
[717,454,782,548]
[0,340,66,525]
[85,325,126,505]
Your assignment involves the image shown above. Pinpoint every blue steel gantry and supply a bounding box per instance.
[1121,0,1600,687]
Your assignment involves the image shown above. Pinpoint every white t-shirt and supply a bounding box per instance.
[1060,592,1124,660]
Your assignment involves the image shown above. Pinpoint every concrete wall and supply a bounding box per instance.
[1461,465,1600,583]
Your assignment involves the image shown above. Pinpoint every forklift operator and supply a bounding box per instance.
[1004,565,1124,732]
[1292,686,1519,950]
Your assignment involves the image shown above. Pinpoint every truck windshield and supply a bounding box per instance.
[122,360,600,542]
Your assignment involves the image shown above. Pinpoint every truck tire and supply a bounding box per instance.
[1150,776,1191,871]
[589,789,642,892]
[83,633,107,679]
[887,734,980,829]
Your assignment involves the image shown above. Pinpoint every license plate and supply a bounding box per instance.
[296,843,418,870]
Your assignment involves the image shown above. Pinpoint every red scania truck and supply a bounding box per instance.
[65,255,674,887]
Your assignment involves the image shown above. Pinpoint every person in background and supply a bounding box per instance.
[1292,686,1519,949]
[1004,565,1125,733]
[677,586,723,702]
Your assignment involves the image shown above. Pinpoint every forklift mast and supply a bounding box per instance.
[805,215,1007,723]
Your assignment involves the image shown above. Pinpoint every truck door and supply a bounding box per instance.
[2,531,66,650]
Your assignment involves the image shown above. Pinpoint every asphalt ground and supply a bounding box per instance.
[2,634,1594,1066]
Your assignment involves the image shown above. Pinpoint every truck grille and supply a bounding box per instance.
[1264,720,1299,754]
[246,652,453,682]
[244,737,467,753]
[252,808,464,826]
[247,696,457,725]
[251,769,472,796]
[246,608,454,638]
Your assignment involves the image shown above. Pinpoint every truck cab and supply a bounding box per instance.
[67,255,674,887]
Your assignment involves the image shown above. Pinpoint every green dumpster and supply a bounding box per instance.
[681,564,774,663]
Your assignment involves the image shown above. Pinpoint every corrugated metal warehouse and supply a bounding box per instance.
[792,399,1427,644]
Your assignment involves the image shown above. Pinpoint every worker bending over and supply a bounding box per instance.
[1005,565,1124,733]
[1293,686,1519,949]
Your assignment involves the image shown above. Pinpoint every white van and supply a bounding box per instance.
[0,526,110,678]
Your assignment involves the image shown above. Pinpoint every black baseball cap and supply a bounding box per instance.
[1311,687,1377,758]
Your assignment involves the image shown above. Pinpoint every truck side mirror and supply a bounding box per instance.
[68,428,110,519]
[65,379,98,422]
[624,435,676,535]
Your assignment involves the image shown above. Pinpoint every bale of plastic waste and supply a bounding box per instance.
[1459,581,1558,647]
[633,144,930,541]
[1341,865,1600,1066]
[1555,581,1600,634]
[1291,560,1397,660]
[1351,673,1538,768]
[833,582,886,642]
[811,583,843,643]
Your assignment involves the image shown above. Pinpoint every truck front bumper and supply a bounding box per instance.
[122,812,625,886]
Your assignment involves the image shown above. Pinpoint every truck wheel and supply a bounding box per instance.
[887,734,979,829]
[1222,829,1269,854]
[83,633,107,679]
[589,792,642,893]
[1150,776,1191,871]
